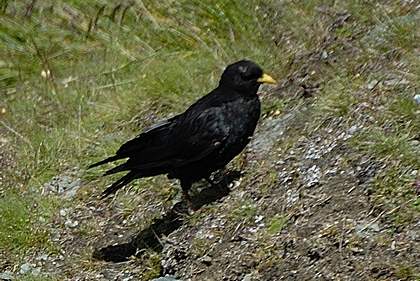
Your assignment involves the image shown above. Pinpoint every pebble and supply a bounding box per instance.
[32,267,41,276]
[19,263,32,274]
[366,80,378,90]
[44,173,81,199]
[242,274,252,281]
[65,220,79,228]
[370,223,380,232]
[0,272,14,280]
[60,209,67,217]
[35,254,49,261]
[414,94,420,105]
[150,277,184,281]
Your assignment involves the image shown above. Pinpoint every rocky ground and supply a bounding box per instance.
[7,81,420,280]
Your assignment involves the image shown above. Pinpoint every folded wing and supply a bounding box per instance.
[90,105,231,196]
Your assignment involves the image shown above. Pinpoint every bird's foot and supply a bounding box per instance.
[205,176,217,187]
[182,189,195,216]
[187,206,195,216]
[185,198,196,215]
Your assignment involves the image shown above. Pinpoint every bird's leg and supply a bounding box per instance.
[181,181,194,215]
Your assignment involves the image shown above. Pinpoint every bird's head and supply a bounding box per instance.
[219,60,276,92]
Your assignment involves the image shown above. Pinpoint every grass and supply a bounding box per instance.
[0,0,278,277]
[0,194,57,254]
[267,214,290,233]
[1,0,420,280]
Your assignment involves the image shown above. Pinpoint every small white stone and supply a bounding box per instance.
[414,94,420,105]
[65,220,78,228]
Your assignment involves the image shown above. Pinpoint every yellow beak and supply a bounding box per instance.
[257,73,277,85]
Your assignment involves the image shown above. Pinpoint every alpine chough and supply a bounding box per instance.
[89,60,276,212]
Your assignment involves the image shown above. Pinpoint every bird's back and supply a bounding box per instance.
[167,88,261,183]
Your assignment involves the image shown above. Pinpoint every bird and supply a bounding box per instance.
[89,60,276,212]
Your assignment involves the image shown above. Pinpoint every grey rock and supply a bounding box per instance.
[242,274,252,281]
[0,272,14,280]
[19,263,32,274]
[64,220,79,228]
[365,80,378,90]
[31,267,41,276]
[43,171,81,199]
[150,277,184,281]
[370,223,380,232]
[248,113,292,157]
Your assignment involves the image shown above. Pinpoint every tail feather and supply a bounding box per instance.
[103,163,127,176]
[102,160,171,176]
[88,155,123,169]
[101,171,139,198]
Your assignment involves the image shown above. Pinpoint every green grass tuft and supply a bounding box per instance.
[0,193,58,257]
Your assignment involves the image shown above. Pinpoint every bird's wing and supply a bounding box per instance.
[173,105,231,163]
[90,102,231,176]
[117,119,172,157]
[88,119,173,169]
[116,105,230,171]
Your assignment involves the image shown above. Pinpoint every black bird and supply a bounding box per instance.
[89,60,276,212]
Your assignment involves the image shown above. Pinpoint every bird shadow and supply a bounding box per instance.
[92,170,241,262]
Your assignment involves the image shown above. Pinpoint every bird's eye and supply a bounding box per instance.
[240,72,253,81]
[238,66,253,81]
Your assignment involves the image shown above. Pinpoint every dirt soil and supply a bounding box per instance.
[154,108,420,281]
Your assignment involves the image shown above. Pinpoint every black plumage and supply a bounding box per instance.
[89,60,276,211]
